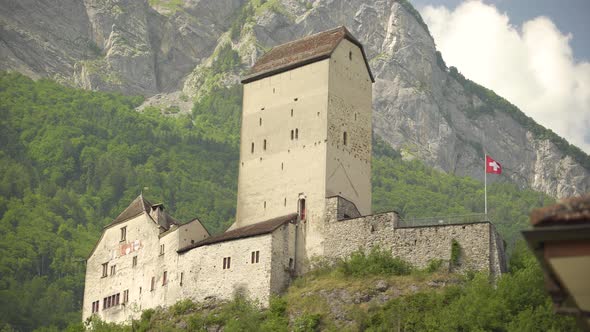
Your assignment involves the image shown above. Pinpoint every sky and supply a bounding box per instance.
[410,0,590,153]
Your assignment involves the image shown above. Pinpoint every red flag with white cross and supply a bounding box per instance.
[486,155,502,174]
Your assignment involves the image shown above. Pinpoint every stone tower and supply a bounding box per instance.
[231,27,374,257]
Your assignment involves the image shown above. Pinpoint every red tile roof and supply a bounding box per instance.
[242,26,374,83]
[177,213,298,253]
[530,194,590,227]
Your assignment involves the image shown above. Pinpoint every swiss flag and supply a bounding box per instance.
[486,155,502,174]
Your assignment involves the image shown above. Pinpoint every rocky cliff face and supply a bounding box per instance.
[1,0,588,198]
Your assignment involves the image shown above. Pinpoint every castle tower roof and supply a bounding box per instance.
[241,26,374,83]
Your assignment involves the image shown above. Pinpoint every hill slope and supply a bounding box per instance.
[0,73,558,330]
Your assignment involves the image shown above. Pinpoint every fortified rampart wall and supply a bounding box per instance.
[322,197,507,276]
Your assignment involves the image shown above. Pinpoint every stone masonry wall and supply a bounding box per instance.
[322,197,505,277]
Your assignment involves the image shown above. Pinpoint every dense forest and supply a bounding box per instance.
[0,72,568,331]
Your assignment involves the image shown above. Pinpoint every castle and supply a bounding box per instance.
[83,27,507,323]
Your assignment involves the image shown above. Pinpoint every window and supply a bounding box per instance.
[349,50,352,60]
[295,128,299,139]
[264,201,266,209]
[102,263,108,277]
[110,264,116,276]
[289,258,294,269]
[223,257,231,269]
[290,130,294,140]
[132,256,137,267]
[284,197,287,206]
[343,131,347,146]
[263,139,267,151]
[162,271,167,285]
[291,109,293,117]
[123,290,129,304]
[294,98,298,102]
[281,162,284,170]
[251,142,255,153]
[259,117,262,126]
[92,300,100,313]
[180,272,184,286]
[299,198,306,220]
[120,226,126,241]
[151,277,155,291]
[160,244,165,255]
[251,251,260,264]
[103,293,120,310]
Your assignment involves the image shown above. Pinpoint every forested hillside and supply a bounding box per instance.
[0,73,559,331]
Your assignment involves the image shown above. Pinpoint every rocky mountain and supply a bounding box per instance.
[1,0,588,198]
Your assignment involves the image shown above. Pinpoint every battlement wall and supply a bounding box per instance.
[322,197,506,276]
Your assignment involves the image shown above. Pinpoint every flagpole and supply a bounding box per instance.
[484,154,487,219]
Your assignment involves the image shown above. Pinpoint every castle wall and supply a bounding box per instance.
[326,39,373,215]
[83,214,173,323]
[235,59,331,230]
[322,197,506,276]
[177,234,275,305]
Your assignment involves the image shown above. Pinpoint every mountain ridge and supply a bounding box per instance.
[0,0,587,198]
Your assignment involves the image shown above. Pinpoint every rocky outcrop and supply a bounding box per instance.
[1,0,588,197]
[1,0,243,94]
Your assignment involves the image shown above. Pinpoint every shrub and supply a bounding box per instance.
[337,247,413,277]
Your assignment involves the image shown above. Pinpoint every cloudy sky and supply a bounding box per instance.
[411,0,590,153]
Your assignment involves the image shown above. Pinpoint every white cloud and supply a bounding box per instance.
[421,1,590,153]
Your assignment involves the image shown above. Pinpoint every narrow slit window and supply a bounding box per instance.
[349,50,352,60]
[150,277,155,291]
[263,139,267,150]
[284,197,287,206]
[291,109,293,117]
[102,263,108,277]
[299,199,306,220]
[281,162,284,170]
[180,272,184,286]
[251,142,255,153]
[132,256,137,267]
[343,132,347,146]
[264,201,266,209]
[162,271,167,285]
[291,130,294,140]
[295,128,299,139]
[120,226,126,241]
[160,244,165,255]
[251,251,260,263]
[259,117,262,126]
